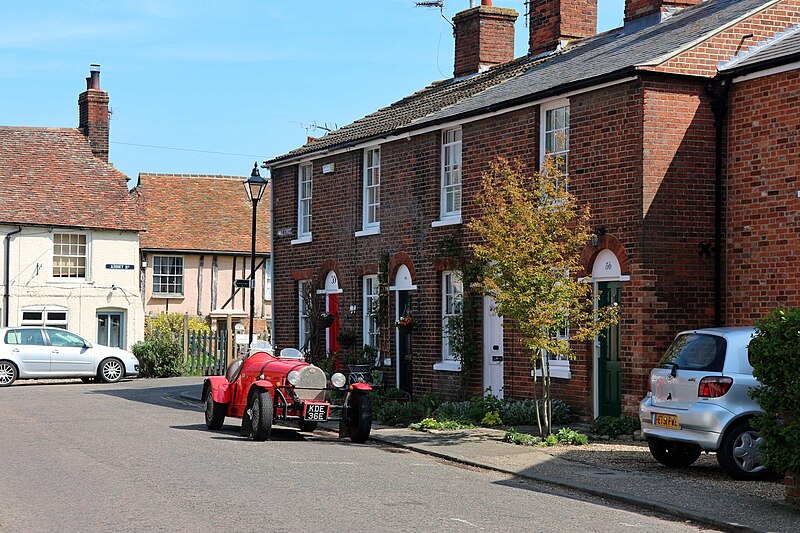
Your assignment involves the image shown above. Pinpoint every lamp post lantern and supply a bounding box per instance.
[244,162,269,350]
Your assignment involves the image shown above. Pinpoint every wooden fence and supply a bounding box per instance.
[185,330,228,376]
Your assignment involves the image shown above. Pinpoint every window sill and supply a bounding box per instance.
[431,216,462,228]
[291,234,312,245]
[354,226,380,238]
[532,365,571,380]
[153,294,186,299]
[433,361,462,372]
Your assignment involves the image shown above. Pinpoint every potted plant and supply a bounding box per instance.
[347,344,377,374]
[318,312,335,328]
[396,314,415,333]
[337,327,358,350]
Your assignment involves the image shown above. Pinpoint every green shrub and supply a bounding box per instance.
[591,415,641,437]
[748,308,800,474]
[500,399,571,426]
[555,427,589,445]
[375,400,428,427]
[435,401,472,422]
[503,428,540,445]
[145,312,209,336]
[481,411,503,427]
[411,417,473,431]
[132,331,186,378]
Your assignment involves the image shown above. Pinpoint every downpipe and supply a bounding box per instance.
[706,78,731,327]
[3,226,22,327]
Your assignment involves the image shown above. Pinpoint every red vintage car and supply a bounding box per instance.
[202,348,372,442]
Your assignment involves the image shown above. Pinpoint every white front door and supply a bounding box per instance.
[483,296,504,398]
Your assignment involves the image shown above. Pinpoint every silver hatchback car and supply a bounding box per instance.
[639,327,770,480]
[0,326,139,387]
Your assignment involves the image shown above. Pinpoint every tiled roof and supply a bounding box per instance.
[719,23,800,72]
[134,173,270,255]
[0,126,142,231]
[268,0,773,165]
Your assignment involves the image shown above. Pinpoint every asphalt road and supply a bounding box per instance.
[0,377,718,533]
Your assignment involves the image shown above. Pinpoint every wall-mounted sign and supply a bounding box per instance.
[106,264,134,270]
[235,279,255,289]
[276,228,294,238]
[322,163,335,174]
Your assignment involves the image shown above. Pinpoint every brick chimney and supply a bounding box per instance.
[528,1,597,57]
[78,64,109,162]
[624,0,702,25]
[453,1,518,78]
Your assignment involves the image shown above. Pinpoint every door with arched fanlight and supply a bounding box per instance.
[391,264,416,396]
[323,271,342,355]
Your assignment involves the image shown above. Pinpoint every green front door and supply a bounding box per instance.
[598,281,622,417]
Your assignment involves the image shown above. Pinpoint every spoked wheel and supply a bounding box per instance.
[98,358,124,383]
[0,361,17,387]
[249,391,273,441]
[647,437,701,467]
[204,387,227,430]
[717,420,770,480]
[347,393,372,443]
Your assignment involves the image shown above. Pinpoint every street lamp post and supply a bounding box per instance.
[244,162,269,350]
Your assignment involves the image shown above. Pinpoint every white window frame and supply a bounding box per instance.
[356,147,381,236]
[434,128,462,226]
[152,255,184,297]
[362,275,379,349]
[51,232,89,281]
[540,99,570,191]
[533,319,572,380]
[293,163,313,244]
[96,311,125,348]
[435,270,463,371]
[20,306,69,329]
[298,280,312,353]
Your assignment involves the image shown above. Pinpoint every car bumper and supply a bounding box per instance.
[125,361,139,378]
[639,393,733,451]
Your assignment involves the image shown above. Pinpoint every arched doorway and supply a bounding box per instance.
[390,264,416,395]
[323,271,342,354]
[591,249,629,418]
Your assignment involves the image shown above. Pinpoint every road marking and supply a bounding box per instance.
[450,518,484,529]
[289,461,357,465]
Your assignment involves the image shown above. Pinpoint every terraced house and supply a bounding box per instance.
[1,66,144,350]
[266,0,800,419]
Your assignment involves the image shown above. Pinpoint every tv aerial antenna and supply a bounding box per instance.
[290,121,338,136]
[414,1,454,29]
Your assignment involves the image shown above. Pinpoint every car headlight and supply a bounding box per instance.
[331,372,347,388]
[287,370,302,386]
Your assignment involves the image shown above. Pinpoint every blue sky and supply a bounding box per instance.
[0,1,625,184]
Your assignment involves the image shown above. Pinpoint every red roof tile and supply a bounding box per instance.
[134,173,270,254]
[0,126,142,231]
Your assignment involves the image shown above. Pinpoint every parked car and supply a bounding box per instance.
[203,347,373,442]
[0,326,139,387]
[639,327,770,480]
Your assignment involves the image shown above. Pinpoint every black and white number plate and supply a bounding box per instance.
[303,402,329,421]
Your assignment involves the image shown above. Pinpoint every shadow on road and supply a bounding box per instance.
[91,384,202,412]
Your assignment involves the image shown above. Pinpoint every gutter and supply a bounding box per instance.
[3,226,22,327]
[705,77,732,327]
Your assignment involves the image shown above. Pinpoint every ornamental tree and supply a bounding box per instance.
[469,158,618,435]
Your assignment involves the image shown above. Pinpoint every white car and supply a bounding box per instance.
[0,326,139,387]
[639,327,768,480]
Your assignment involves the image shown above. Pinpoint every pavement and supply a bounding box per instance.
[185,388,800,533]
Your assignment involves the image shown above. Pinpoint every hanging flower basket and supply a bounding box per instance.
[396,315,415,333]
[318,313,335,328]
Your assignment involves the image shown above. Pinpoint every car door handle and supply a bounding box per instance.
[51,350,60,354]
[11,348,20,353]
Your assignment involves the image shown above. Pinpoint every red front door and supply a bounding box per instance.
[328,293,340,353]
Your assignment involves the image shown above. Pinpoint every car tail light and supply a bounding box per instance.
[698,376,733,398]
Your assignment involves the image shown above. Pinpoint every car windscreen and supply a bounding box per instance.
[659,333,726,372]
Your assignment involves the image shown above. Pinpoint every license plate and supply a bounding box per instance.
[303,402,330,421]
[654,413,680,429]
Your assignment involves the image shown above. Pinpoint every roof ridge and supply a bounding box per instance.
[138,173,245,179]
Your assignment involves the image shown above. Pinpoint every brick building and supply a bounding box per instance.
[265,0,800,419]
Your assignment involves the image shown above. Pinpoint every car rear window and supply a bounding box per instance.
[659,333,726,372]
[5,329,46,346]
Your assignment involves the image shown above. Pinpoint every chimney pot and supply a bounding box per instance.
[78,65,109,162]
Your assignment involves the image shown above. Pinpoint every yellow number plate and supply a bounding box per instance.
[654,413,680,429]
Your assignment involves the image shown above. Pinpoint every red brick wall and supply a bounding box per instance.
[655,0,800,77]
[78,89,109,162]
[271,77,717,418]
[453,5,518,78]
[529,0,597,56]
[726,68,800,324]
[624,1,701,23]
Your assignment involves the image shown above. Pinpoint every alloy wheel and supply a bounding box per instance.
[0,362,15,385]
[733,431,766,473]
[102,360,123,381]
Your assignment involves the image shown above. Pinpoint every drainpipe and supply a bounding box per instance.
[3,226,22,327]
[706,78,731,327]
